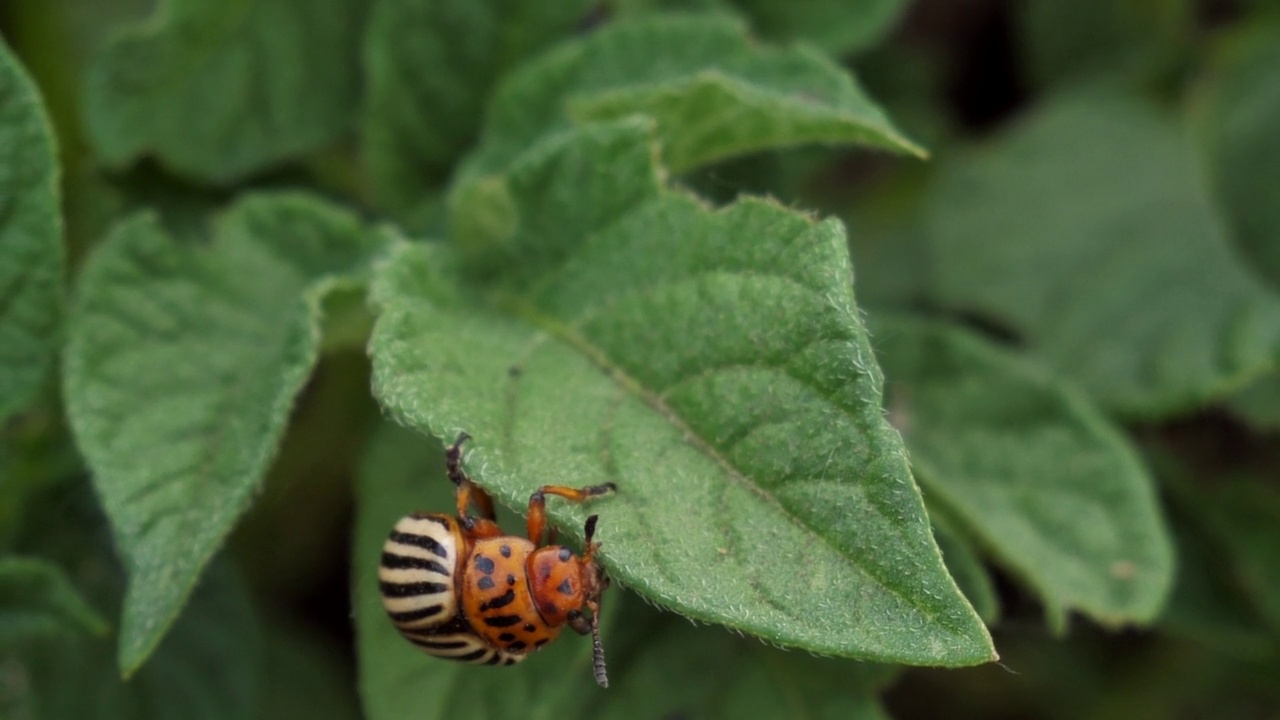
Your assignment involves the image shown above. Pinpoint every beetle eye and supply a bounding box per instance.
[567,610,591,635]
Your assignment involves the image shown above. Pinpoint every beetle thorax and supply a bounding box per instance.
[528,546,597,627]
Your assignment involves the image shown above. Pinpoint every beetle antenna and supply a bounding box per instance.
[590,602,608,688]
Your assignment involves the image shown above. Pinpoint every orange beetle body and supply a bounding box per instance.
[379,433,613,686]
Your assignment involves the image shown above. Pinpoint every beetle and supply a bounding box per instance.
[378,432,615,687]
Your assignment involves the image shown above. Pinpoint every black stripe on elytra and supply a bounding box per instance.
[474,555,496,574]
[498,632,516,642]
[388,604,444,624]
[482,614,522,628]
[380,580,449,598]
[482,589,516,611]
[507,640,527,651]
[407,637,469,650]
[411,514,453,529]
[381,552,450,576]
[455,647,489,663]
[389,531,449,559]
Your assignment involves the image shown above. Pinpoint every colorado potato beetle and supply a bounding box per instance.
[379,432,615,687]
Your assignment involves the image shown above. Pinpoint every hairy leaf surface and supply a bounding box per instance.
[65,193,382,674]
[361,0,594,219]
[590,601,896,720]
[371,120,993,665]
[0,40,63,424]
[356,423,897,720]
[460,14,922,187]
[874,315,1173,629]
[928,506,999,625]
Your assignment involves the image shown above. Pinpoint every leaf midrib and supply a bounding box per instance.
[497,296,964,636]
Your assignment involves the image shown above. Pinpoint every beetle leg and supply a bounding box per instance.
[582,514,600,563]
[469,486,498,522]
[525,483,616,546]
[465,518,506,539]
[445,432,497,521]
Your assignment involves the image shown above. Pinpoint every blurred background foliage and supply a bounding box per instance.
[2,0,1280,718]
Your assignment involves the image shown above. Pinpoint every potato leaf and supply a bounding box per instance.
[361,0,595,219]
[0,557,108,644]
[0,39,63,424]
[370,120,993,665]
[873,315,1173,630]
[65,192,383,674]
[1199,18,1280,289]
[922,88,1280,417]
[83,0,367,183]
[459,13,923,187]
[733,0,907,56]
[355,423,899,720]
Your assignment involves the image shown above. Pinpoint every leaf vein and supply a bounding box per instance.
[506,301,954,628]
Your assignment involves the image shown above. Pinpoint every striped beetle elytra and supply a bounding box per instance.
[379,433,615,687]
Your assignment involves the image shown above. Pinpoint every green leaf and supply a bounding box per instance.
[872,314,1173,630]
[0,557,108,644]
[588,603,897,720]
[1199,18,1280,289]
[64,192,383,675]
[16,559,261,720]
[0,38,63,424]
[83,0,368,183]
[460,14,922,186]
[921,88,1280,417]
[928,505,999,625]
[732,0,907,56]
[843,173,936,308]
[1196,479,1280,635]
[1160,506,1275,657]
[257,616,361,720]
[1017,0,1193,88]
[371,120,994,665]
[0,407,84,549]
[356,422,897,720]
[361,0,595,220]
